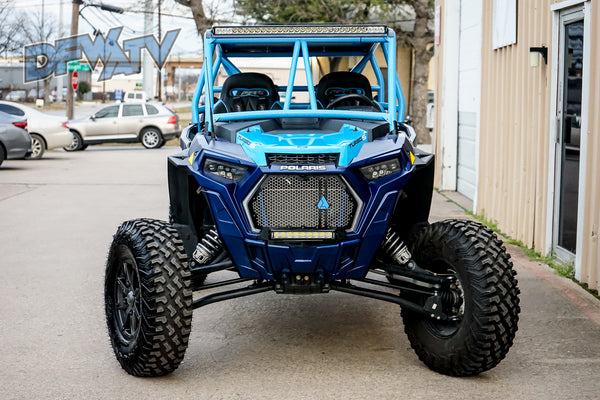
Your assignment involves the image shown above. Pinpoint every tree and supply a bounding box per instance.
[381,0,434,144]
[173,0,234,35]
[0,0,25,56]
[236,0,372,24]
[77,81,91,99]
[409,0,435,144]
[20,11,58,105]
[236,0,373,71]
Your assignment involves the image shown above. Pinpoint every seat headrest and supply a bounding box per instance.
[217,72,280,113]
[316,71,373,108]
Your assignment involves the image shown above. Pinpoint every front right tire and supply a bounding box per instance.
[105,218,193,377]
[402,219,520,376]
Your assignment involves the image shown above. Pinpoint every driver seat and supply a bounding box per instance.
[214,72,281,113]
[315,71,373,109]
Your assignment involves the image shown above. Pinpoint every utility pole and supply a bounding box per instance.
[37,0,45,103]
[143,0,154,100]
[57,0,64,101]
[102,32,106,102]
[157,0,162,102]
[67,0,82,120]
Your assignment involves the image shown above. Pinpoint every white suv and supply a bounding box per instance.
[123,91,149,103]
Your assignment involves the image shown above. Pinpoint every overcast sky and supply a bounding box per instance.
[12,0,238,58]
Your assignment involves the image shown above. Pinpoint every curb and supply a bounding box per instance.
[507,242,600,327]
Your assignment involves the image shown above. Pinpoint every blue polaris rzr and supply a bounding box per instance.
[105,25,520,377]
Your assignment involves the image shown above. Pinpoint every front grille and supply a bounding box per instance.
[246,174,358,231]
[266,153,339,165]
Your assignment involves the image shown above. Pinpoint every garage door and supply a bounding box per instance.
[456,0,482,200]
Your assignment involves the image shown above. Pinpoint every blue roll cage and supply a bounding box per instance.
[191,25,406,132]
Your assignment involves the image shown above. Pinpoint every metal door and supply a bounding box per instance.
[553,7,584,260]
[117,104,145,138]
[86,104,119,138]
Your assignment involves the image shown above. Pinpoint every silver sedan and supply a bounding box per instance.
[0,111,31,166]
[65,102,181,150]
[0,101,73,160]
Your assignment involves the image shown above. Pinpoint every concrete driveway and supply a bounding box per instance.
[1,147,599,400]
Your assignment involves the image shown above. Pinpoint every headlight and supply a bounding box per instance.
[359,158,401,181]
[203,157,248,181]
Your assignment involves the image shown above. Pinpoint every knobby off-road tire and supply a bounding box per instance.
[402,219,520,376]
[105,218,193,377]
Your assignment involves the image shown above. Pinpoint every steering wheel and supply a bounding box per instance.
[325,94,380,111]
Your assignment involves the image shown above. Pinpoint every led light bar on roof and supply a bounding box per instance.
[212,25,388,36]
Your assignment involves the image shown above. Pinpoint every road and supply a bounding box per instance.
[1,146,600,400]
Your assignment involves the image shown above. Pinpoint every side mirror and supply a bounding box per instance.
[90,115,96,121]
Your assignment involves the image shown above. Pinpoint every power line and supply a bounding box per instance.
[88,7,113,28]
[105,8,142,34]
[124,8,194,20]
[82,5,140,35]
[13,1,63,8]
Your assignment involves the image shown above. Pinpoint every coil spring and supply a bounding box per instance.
[192,228,223,265]
[380,228,411,265]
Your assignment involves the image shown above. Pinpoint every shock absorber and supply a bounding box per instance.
[380,228,412,265]
[193,228,223,265]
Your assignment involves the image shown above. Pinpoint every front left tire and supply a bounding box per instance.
[105,218,193,377]
[64,131,85,152]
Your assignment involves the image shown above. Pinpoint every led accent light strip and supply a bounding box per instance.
[272,231,335,240]
[212,25,387,36]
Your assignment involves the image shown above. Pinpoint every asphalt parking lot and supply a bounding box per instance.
[1,146,600,400]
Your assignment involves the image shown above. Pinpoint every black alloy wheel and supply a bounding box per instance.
[111,245,142,349]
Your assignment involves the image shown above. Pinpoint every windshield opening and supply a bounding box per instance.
[192,28,404,130]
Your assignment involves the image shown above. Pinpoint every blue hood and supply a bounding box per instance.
[235,123,368,167]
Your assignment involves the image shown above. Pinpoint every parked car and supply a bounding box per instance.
[26,89,55,103]
[65,102,180,150]
[0,111,31,166]
[60,87,77,101]
[4,90,26,102]
[0,101,72,159]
